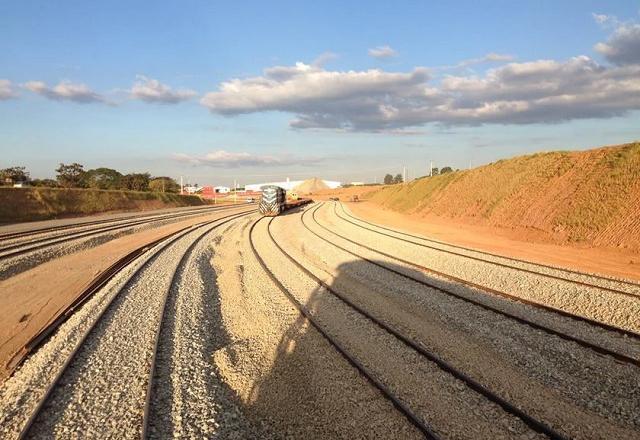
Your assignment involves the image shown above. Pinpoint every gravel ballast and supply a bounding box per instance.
[319,203,640,333]
[0,212,257,438]
[211,215,422,439]
[282,204,640,438]
[3,200,639,439]
[0,205,243,280]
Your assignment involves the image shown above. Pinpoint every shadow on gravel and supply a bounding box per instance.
[235,255,512,438]
[240,249,640,439]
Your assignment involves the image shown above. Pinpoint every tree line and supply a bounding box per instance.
[383,166,454,184]
[0,164,181,193]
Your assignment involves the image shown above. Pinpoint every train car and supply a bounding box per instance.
[259,185,287,216]
[259,185,313,216]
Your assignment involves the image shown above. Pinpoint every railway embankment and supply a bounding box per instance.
[0,187,209,223]
[367,142,640,251]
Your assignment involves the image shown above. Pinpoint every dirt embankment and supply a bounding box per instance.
[339,142,640,251]
[0,187,210,223]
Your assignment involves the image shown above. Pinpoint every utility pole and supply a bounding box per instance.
[234,179,237,204]
[430,161,433,177]
[403,166,407,183]
[180,176,183,195]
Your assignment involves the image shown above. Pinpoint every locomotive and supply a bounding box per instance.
[258,185,312,216]
[259,185,287,216]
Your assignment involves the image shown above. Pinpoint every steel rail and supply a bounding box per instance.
[335,202,640,298]
[304,203,640,366]
[248,217,440,439]
[0,204,245,258]
[140,210,254,439]
[0,203,247,241]
[268,213,569,440]
[16,209,255,439]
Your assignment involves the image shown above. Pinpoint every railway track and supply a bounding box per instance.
[335,202,640,298]
[0,205,228,241]
[248,216,439,439]
[304,203,640,366]
[14,209,255,439]
[253,214,573,439]
[0,204,247,261]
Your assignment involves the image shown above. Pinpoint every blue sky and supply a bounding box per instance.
[1,1,639,186]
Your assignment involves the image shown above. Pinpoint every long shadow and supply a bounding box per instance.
[239,252,640,439]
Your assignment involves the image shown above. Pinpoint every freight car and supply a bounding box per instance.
[259,185,312,216]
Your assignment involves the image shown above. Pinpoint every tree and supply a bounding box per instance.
[393,173,403,184]
[56,163,86,188]
[431,167,439,176]
[84,168,122,190]
[149,177,180,193]
[383,174,394,184]
[0,166,30,185]
[30,178,59,188]
[120,173,151,191]
[440,166,453,174]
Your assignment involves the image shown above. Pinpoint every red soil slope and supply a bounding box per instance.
[367,142,640,251]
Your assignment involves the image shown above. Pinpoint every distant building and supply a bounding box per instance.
[350,181,365,186]
[214,186,230,193]
[245,178,341,192]
[183,184,202,194]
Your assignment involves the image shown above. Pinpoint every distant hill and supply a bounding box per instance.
[369,142,640,250]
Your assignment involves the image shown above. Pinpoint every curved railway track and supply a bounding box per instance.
[0,204,247,260]
[0,205,233,242]
[255,214,570,440]
[304,203,640,366]
[248,216,440,439]
[16,209,255,439]
[334,202,640,298]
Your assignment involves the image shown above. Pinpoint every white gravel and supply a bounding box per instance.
[288,203,640,438]
[252,215,545,440]
[320,203,640,333]
[0,211,257,438]
[337,202,640,295]
[0,205,245,280]
[148,216,268,439]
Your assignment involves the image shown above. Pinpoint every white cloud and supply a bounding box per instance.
[129,75,197,104]
[595,22,640,65]
[172,150,323,168]
[0,79,17,100]
[592,13,616,26]
[23,80,107,104]
[201,62,430,130]
[368,45,398,59]
[199,55,640,131]
[468,52,514,64]
[172,150,322,168]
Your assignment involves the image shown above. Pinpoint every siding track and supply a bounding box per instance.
[253,214,573,440]
[0,204,246,260]
[305,203,640,366]
[335,202,640,298]
[15,209,255,439]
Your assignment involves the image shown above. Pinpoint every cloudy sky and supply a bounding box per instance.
[1,1,639,186]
